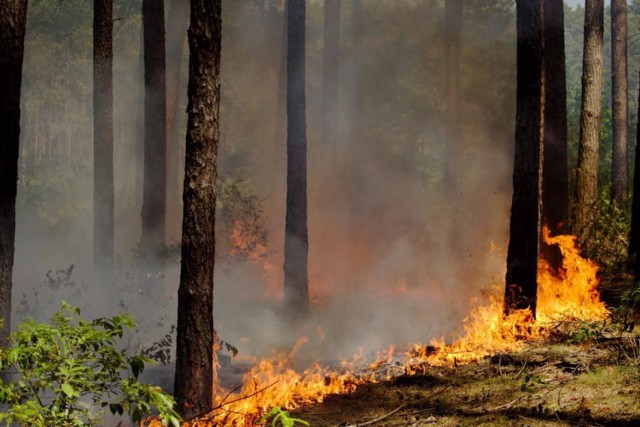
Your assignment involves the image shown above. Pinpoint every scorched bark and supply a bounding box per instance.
[504,0,544,316]
[174,0,221,419]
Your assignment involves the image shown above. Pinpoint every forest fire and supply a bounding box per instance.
[140,228,612,427]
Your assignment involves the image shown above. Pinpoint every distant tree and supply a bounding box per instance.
[173,0,221,419]
[165,0,189,243]
[573,0,604,250]
[504,0,544,316]
[629,72,640,257]
[272,2,286,172]
[542,0,568,235]
[283,0,309,317]
[322,0,340,155]
[141,0,167,251]
[0,0,28,343]
[444,0,462,192]
[611,0,628,207]
[93,0,115,274]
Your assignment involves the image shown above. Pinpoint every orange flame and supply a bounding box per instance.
[144,228,608,426]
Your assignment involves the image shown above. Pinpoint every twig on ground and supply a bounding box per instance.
[213,380,279,410]
[515,361,528,378]
[337,402,407,427]
[461,394,524,415]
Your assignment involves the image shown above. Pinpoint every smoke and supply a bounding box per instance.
[13,0,517,377]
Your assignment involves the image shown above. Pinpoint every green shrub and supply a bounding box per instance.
[0,302,180,427]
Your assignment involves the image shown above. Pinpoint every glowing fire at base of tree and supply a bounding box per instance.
[144,228,608,426]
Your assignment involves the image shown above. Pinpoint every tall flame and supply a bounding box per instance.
[144,228,608,426]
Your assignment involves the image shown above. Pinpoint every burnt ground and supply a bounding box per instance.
[286,276,640,427]
[291,336,640,427]
[281,271,639,427]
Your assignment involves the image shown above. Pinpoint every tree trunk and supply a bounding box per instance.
[542,0,568,235]
[0,0,28,343]
[629,71,640,256]
[322,0,340,155]
[93,0,115,274]
[141,0,167,252]
[573,0,604,250]
[173,0,221,419]
[504,0,544,317]
[444,0,462,192]
[283,0,309,317]
[165,0,189,244]
[611,0,628,207]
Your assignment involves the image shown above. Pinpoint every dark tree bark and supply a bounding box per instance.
[141,0,167,251]
[542,0,568,235]
[504,0,544,317]
[0,0,27,343]
[629,72,640,256]
[93,0,115,274]
[611,0,628,207]
[444,0,462,192]
[173,0,221,419]
[573,0,604,250]
[283,0,309,316]
[166,0,189,243]
[322,0,340,154]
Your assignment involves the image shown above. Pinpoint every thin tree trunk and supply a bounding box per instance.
[165,0,189,244]
[628,71,640,256]
[141,0,167,251]
[173,0,221,418]
[573,0,604,251]
[611,0,628,207]
[0,0,28,343]
[542,0,568,235]
[504,0,544,317]
[322,0,340,155]
[283,0,309,317]
[444,0,462,192]
[93,0,115,274]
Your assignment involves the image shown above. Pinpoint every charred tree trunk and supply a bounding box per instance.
[573,0,604,251]
[141,0,167,251]
[611,0,628,207]
[322,0,340,154]
[504,0,544,317]
[166,0,189,244]
[283,0,309,317]
[93,0,115,274]
[0,0,27,343]
[444,0,462,192]
[173,0,221,419]
[542,0,568,235]
[629,72,640,256]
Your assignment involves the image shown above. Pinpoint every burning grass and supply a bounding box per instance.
[146,228,614,426]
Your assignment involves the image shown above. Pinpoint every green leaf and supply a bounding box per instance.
[60,383,77,398]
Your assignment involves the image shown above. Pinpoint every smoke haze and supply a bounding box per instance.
[13,0,517,369]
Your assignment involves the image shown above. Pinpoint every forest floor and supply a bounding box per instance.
[288,277,640,427]
[292,336,640,426]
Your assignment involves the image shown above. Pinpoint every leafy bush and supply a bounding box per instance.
[0,302,180,427]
